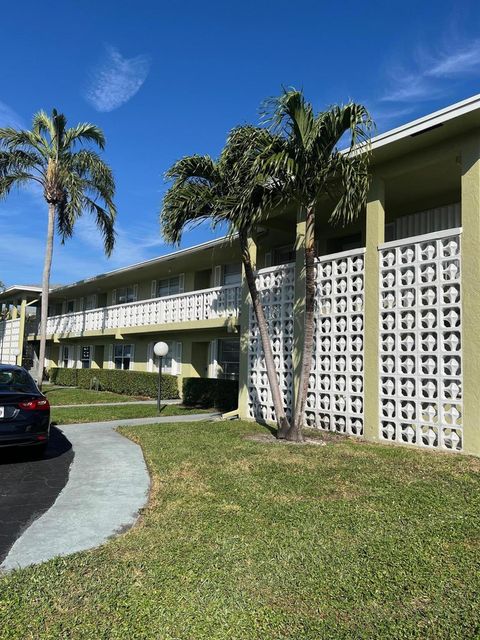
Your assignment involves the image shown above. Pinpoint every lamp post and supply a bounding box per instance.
[154,341,169,413]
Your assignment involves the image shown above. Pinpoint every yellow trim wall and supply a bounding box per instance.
[363,178,385,442]
[460,135,480,455]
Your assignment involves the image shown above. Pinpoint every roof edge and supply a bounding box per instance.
[51,233,236,294]
[370,93,480,151]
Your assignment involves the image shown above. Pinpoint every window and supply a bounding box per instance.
[114,344,132,370]
[386,203,460,242]
[66,300,75,313]
[48,302,62,317]
[325,233,363,255]
[218,339,240,380]
[62,346,70,368]
[222,263,241,286]
[80,346,91,368]
[149,341,181,375]
[159,342,174,372]
[85,295,97,311]
[157,276,181,297]
[273,245,295,265]
[116,287,136,304]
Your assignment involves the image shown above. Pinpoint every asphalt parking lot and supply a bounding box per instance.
[0,427,73,563]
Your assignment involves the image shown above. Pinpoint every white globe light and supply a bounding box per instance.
[154,341,169,357]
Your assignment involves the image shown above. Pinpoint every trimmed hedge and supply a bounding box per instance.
[49,367,179,399]
[182,377,238,412]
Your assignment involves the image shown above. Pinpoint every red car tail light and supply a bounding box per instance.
[18,398,50,411]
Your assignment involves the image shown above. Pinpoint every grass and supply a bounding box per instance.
[1,420,480,639]
[51,403,213,424]
[44,386,152,405]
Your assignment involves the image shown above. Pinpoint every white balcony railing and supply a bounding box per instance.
[34,284,241,337]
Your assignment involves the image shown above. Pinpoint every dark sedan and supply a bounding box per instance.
[0,364,50,457]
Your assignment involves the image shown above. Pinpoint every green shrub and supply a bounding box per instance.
[182,377,238,412]
[49,367,179,399]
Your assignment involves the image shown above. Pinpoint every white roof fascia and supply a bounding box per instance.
[341,93,480,155]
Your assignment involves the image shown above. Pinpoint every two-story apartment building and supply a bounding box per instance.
[2,93,480,455]
[0,237,247,383]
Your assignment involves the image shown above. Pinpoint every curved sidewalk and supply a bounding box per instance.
[1,413,215,571]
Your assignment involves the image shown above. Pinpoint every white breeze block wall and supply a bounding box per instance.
[247,248,365,435]
[0,319,20,365]
[248,263,295,422]
[379,229,463,451]
[305,249,365,436]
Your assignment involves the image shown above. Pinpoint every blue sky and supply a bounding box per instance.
[1,0,480,286]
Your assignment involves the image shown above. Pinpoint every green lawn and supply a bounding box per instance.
[2,421,480,639]
[44,386,152,405]
[51,403,213,424]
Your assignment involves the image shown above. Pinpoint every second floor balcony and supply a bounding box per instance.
[28,284,241,338]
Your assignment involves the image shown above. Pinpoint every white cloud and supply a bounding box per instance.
[0,100,25,129]
[382,39,480,103]
[381,75,442,103]
[426,41,480,77]
[74,216,166,268]
[367,104,417,130]
[85,45,150,112]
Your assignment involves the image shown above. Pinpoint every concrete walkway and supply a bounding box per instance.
[1,412,215,571]
[54,398,181,409]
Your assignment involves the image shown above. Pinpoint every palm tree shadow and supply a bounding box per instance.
[249,385,279,437]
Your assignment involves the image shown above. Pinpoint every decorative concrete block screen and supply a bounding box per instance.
[247,263,295,421]
[0,319,20,365]
[379,229,463,451]
[247,248,365,434]
[306,249,365,435]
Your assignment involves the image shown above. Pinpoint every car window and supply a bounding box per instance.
[0,370,37,393]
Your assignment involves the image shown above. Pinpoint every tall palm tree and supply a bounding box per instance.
[0,109,116,386]
[161,126,291,435]
[259,90,373,441]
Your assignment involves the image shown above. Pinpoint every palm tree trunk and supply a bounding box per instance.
[37,203,55,388]
[240,232,290,437]
[288,206,316,442]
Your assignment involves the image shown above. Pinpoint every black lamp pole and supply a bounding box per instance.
[157,355,163,413]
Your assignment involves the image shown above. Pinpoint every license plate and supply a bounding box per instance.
[0,407,4,418]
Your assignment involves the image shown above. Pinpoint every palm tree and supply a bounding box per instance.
[259,90,373,441]
[161,126,291,435]
[0,109,116,387]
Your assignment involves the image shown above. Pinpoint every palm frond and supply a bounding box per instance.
[0,149,44,176]
[162,181,218,244]
[68,150,115,199]
[262,89,316,149]
[82,196,116,256]
[165,155,219,185]
[326,152,370,226]
[0,172,36,199]
[64,123,106,150]
[32,110,54,140]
